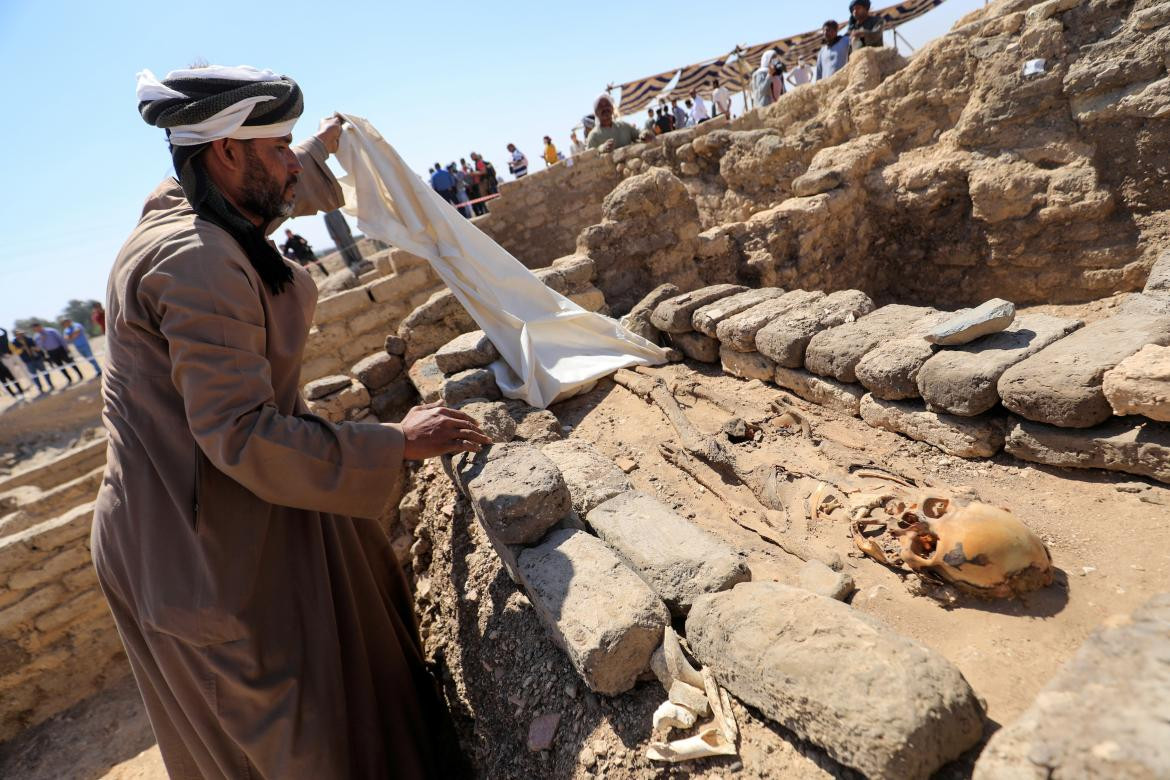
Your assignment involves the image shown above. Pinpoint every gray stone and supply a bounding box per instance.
[669,332,719,363]
[551,254,596,287]
[586,491,750,616]
[973,592,1170,780]
[505,400,564,445]
[792,169,843,197]
[527,712,561,752]
[533,267,569,294]
[693,288,786,338]
[855,338,939,401]
[650,284,747,334]
[998,311,1170,427]
[686,582,984,780]
[917,314,1083,417]
[925,299,1016,345]
[798,559,854,601]
[384,334,407,355]
[351,351,404,392]
[1005,417,1170,484]
[756,290,876,368]
[456,442,572,543]
[773,367,866,416]
[1144,248,1170,298]
[406,354,445,404]
[860,394,1006,458]
[457,400,517,443]
[720,347,776,382]
[541,440,632,516]
[304,374,352,401]
[440,368,501,405]
[370,377,416,421]
[715,290,826,352]
[434,330,500,375]
[805,305,939,384]
[620,283,680,343]
[1120,291,1170,317]
[1104,345,1170,422]
[518,528,670,695]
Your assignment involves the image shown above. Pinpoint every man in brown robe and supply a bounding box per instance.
[94,64,489,778]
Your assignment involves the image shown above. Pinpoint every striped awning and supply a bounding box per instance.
[612,0,946,108]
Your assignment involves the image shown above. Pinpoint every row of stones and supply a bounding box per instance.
[637,274,1170,483]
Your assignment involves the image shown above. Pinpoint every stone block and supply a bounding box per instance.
[339,331,388,366]
[457,400,517,443]
[860,395,1005,458]
[1145,249,1170,298]
[517,528,670,695]
[998,311,1170,427]
[670,332,719,363]
[300,354,344,385]
[620,283,679,342]
[440,368,501,406]
[541,440,632,516]
[798,559,854,601]
[384,334,406,355]
[389,247,429,274]
[406,355,445,404]
[974,592,1170,780]
[314,287,370,324]
[773,367,866,416]
[925,299,1016,345]
[351,352,404,392]
[756,290,876,368]
[917,314,1082,417]
[687,582,984,780]
[792,168,842,197]
[1005,417,1170,484]
[1104,344,1170,422]
[0,439,108,495]
[551,254,596,286]
[371,378,417,421]
[693,288,786,338]
[568,287,606,313]
[650,284,747,334]
[715,290,826,352]
[434,330,500,375]
[456,442,572,544]
[806,305,938,384]
[720,347,775,382]
[586,491,749,616]
[0,585,66,634]
[7,545,91,592]
[33,590,107,634]
[533,267,569,294]
[855,338,939,401]
[505,401,563,444]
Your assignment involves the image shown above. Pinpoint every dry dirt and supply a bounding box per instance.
[4,336,1165,779]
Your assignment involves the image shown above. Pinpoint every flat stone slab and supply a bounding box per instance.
[693,288,785,338]
[917,314,1083,417]
[541,440,633,516]
[974,592,1170,780]
[715,290,825,352]
[1005,417,1170,484]
[686,582,984,780]
[670,332,719,363]
[720,346,775,382]
[650,284,746,334]
[1103,344,1170,422]
[352,351,404,392]
[518,528,670,696]
[756,290,876,368]
[805,305,938,384]
[998,311,1170,427]
[455,442,572,543]
[773,367,865,416]
[926,298,1016,345]
[304,374,352,401]
[504,400,563,444]
[620,283,679,343]
[855,338,939,401]
[407,354,445,404]
[440,368,501,406]
[434,330,500,375]
[586,491,749,616]
[457,400,517,443]
[860,394,1006,458]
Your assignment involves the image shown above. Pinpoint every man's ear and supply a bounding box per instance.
[205,138,246,172]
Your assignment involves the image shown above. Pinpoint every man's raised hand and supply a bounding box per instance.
[316,114,345,154]
[399,402,493,460]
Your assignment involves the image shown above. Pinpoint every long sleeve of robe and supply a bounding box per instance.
[92,138,458,779]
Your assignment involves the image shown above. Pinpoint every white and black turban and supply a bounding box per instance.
[136,65,305,294]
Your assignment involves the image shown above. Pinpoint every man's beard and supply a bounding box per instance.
[239,144,297,222]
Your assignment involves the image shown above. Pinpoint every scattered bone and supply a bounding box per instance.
[668,680,712,717]
[652,701,698,733]
[646,724,738,763]
[702,667,739,744]
[663,627,704,690]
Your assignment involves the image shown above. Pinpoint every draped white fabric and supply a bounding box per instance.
[334,115,668,408]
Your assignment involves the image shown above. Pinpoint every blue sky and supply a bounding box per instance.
[0,0,984,327]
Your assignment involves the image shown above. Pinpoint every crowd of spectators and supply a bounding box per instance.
[0,304,106,404]
[428,154,501,218]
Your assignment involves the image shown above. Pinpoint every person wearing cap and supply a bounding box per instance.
[97,64,488,778]
[586,93,640,151]
[848,0,885,50]
[816,19,852,81]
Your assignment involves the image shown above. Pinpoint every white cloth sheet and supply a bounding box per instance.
[334,115,668,408]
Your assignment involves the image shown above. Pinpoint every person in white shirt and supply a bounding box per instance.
[569,130,585,155]
[789,58,813,88]
[690,89,709,123]
[711,78,732,118]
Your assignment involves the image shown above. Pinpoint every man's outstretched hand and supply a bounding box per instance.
[316,113,345,154]
[400,402,493,460]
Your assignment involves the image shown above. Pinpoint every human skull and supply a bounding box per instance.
[888,493,1053,599]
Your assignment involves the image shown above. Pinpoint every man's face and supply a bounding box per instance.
[824,23,839,42]
[852,5,868,21]
[507,144,515,152]
[596,101,614,127]
[238,135,302,222]
[32,324,42,333]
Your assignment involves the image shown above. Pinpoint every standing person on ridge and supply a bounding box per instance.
[97,63,489,779]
